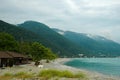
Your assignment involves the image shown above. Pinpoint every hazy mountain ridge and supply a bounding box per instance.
[18,21,86,57]
[0,20,41,42]
[53,28,120,57]
[0,20,86,57]
[1,20,120,57]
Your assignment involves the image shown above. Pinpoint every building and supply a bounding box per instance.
[0,51,13,67]
[7,52,28,65]
[0,51,28,67]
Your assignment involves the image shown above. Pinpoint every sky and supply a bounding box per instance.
[0,0,120,43]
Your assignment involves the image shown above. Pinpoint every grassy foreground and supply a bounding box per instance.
[0,69,88,80]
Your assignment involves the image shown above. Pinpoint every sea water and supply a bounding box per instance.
[64,58,120,77]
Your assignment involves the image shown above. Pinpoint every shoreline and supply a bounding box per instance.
[56,58,120,80]
[0,58,120,80]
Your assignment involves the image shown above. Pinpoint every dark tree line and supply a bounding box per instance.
[0,32,57,62]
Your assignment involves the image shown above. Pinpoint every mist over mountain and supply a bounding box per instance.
[53,28,120,57]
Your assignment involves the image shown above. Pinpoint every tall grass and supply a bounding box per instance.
[60,70,74,78]
[14,71,33,79]
[38,69,87,79]
[0,73,13,80]
[38,69,61,79]
[0,69,87,80]
[0,72,33,80]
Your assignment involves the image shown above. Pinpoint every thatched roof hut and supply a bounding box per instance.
[6,52,27,58]
[0,51,13,58]
[0,51,28,67]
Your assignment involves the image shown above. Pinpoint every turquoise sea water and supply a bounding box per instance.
[64,58,120,77]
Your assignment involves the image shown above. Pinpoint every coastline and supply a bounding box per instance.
[0,58,119,80]
[55,58,120,80]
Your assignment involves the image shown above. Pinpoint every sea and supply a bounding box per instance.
[64,58,120,77]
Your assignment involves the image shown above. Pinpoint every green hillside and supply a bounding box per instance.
[1,20,120,57]
[0,20,41,42]
[0,20,84,57]
[53,28,120,57]
[19,21,85,57]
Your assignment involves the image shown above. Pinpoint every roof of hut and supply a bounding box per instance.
[0,51,27,58]
[7,52,27,58]
[0,51,13,58]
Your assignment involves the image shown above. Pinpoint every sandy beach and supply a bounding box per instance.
[0,58,120,80]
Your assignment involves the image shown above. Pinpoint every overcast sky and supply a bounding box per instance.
[0,0,120,43]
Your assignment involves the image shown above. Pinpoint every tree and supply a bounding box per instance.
[0,32,57,66]
[43,48,57,60]
[31,42,44,61]
[18,42,32,56]
[30,42,57,65]
[0,32,18,51]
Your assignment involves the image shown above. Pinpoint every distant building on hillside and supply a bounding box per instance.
[78,54,84,57]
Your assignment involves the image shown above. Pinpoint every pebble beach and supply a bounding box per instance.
[0,58,119,80]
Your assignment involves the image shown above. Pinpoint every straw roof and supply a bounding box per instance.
[7,52,27,58]
[0,51,27,58]
[0,51,13,58]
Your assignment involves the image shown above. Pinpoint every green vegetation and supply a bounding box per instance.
[0,20,85,57]
[0,32,57,63]
[0,73,13,80]
[0,32,18,51]
[18,21,85,57]
[38,69,87,80]
[30,42,57,64]
[0,20,41,42]
[14,71,33,79]
[0,72,33,80]
[54,29,120,57]
[1,20,120,57]
[0,70,87,80]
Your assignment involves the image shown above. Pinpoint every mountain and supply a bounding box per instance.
[53,28,120,57]
[0,20,86,57]
[1,20,120,57]
[18,21,86,57]
[0,20,41,42]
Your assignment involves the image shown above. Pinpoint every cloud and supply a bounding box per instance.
[0,0,120,43]
[64,0,80,13]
